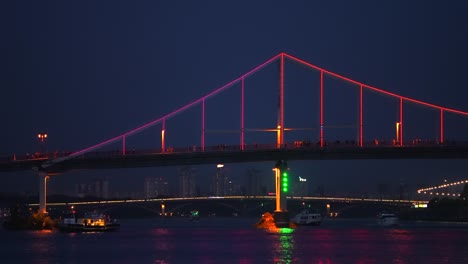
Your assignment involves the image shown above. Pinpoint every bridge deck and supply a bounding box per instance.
[1,144,468,173]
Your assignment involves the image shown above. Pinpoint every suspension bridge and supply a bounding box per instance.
[1,52,468,225]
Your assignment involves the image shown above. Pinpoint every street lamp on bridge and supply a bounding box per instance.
[38,133,48,155]
[38,133,48,142]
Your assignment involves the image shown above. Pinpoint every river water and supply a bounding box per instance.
[1,217,468,264]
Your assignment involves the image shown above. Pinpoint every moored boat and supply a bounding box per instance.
[292,210,322,226]
[377,213,399,227]
[58,211,120,232]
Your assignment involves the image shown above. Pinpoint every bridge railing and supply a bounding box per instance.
[0,151,72,163]
[54,140,468,161]
[2,140,468,163]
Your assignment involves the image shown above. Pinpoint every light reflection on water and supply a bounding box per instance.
[28,230,57,256]
[263,227,296,263]
[151,228,172,251]
[1,218,468,264]
[274,228,295,264]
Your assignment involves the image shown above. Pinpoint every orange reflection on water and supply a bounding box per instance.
[29,230,57,257]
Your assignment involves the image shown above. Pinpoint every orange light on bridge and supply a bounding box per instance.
[276,125,281,149]
[161,129,165,154]
[395,122,401,144]
[272,168,280,211]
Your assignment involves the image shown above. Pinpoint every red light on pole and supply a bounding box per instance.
[38,133,48,142]
[38,133,48,155]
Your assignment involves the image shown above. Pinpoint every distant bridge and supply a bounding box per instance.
[31,196,427,219]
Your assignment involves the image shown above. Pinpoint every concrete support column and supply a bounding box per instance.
[38,172,49,214]
[275,160,288,211]
[274,160,289,228]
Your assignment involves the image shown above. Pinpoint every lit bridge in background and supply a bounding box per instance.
[29,196,428,219]
[34,195,428,207]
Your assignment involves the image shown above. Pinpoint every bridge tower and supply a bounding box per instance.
[273,160,289,227]
[272,54,290,228]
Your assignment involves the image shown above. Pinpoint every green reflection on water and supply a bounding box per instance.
[273,227,295,263]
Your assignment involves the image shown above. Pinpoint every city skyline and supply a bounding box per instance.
[5,161,466,202]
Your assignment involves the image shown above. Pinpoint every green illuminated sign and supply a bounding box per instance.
[282,172,289,192]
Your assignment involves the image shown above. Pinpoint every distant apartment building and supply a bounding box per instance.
[179,166,196,197]
[225,179,241,196]
[144,177,169,199]
[245,168,263,197]
[212,164,230,196]
[75,179,109,199]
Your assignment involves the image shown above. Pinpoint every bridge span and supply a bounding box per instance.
[31,196,428,219]
[2,143,468,173]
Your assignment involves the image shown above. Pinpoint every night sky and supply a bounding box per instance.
[1,1,468,197]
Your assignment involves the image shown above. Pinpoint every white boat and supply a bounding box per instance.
[292,210,322,226]
[377,213,399,226]
[58,211,120,232]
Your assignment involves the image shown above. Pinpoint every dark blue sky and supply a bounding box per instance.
[1,0,468,196]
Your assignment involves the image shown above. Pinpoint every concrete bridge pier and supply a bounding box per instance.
[274,160,289,228]
[38,172,50,214]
